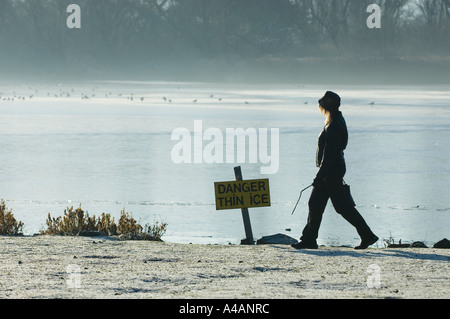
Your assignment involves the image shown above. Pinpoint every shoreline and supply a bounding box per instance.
[0,235,449,299]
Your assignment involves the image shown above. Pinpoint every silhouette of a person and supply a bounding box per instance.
[292,91,378,250]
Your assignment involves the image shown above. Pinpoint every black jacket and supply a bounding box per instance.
[315,111,348,181]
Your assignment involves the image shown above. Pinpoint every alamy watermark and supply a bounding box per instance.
[367,4,382,29]
[171,120,279,175]
[66,264,82,289]
[65,4,381,30]
[66,4,81,29]
[366,264,381,289]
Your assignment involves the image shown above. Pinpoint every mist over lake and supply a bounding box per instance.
[1,0,450,246]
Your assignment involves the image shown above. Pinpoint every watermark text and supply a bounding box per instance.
[171,120,279,175]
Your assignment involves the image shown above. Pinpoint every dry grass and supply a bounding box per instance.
[0,200,24,236]
[41,206,167,241]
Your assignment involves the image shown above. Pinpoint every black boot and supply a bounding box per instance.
[291,241,318,250]
[354,234,379,250]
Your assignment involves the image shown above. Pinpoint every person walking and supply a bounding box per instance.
[292,91,378,250]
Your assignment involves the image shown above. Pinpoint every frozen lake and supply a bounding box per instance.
[0,81,449,246]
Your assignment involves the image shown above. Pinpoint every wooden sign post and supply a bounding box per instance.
[234,166,254,245]
[214,166,271,245]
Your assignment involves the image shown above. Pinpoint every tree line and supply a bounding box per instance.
[0,0,449,80]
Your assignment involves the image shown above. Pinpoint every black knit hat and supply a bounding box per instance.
[319,91,341,111]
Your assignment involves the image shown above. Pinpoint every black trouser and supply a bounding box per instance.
[300,175,374,244]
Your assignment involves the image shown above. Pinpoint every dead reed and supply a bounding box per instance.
[0,200,24,236]
[41,205,167,241]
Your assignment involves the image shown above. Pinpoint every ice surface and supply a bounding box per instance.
[0,81,449,246]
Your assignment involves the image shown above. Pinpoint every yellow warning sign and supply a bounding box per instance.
[214,179,271,210]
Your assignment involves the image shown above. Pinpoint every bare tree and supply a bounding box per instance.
[1,0,449,79]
